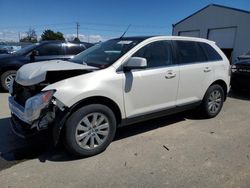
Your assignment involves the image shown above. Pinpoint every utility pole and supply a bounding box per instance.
[76,22,80,39]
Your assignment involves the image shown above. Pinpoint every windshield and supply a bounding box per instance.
[70,38,143,68]
[13,44,38,55]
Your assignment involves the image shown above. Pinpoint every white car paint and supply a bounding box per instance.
[41,36,230,119]
[16,60,97,86]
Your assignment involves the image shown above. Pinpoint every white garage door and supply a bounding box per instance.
[179,30,200,37]
[208,27,236,48]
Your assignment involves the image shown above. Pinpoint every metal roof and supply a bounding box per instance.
[173,4,250,27]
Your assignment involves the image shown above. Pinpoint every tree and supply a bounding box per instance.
[41,29,65,41]
[20,28,38,43]
[73,37,80,42]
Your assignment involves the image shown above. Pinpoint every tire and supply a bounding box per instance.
[64,104,117,157]
[0,70,16,91]
[200,84,224,118]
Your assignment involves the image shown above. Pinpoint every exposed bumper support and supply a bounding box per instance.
[10,114,48,138]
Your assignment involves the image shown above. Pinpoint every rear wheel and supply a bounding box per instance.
[0,70,16,91]
[200,84,224,118]
[64,104,117,157]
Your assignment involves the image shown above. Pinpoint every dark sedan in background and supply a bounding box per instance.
[0,41,93,91]
[231,59,250,90]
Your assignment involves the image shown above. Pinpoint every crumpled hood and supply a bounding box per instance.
[15,60,97,86]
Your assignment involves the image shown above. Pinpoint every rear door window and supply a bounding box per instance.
[175,41,207,64]
[37,43,64,56]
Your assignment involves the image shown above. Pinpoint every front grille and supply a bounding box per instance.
[235,65,250,73]
[12,81,42,106]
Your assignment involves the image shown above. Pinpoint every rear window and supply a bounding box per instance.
[199,42,223,61]
[66,44,86,55]
[175,41,207,64]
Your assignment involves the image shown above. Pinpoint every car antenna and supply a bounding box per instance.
[120,24,131,39]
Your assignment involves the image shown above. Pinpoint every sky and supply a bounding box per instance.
[0,0,250,42]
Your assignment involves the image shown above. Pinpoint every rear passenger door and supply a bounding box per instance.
[174,40,214,105]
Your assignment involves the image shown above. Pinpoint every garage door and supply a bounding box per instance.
[208,27,236,48]
[179,30,200,37]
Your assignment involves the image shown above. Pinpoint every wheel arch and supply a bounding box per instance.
[209,79,228,101]
[53,96,122,145]
[69,96,122,125]
[0,65,20,74]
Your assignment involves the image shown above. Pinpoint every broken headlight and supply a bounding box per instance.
[24,90,55,121]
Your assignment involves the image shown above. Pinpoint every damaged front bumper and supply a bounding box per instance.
[10,114,46,138]
[8,91,56,138]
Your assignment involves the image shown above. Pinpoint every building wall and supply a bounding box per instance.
[173,5,250,61]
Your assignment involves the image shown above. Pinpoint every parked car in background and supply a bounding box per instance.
[231,59,250,90]
[0,45,15,54]
[237,51,250,61]
[8,36,230,157]
[0,41,93,91]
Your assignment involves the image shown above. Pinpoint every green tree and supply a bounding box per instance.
[20,28,38,43]
[73,37,80,42]
[41,29,65,41]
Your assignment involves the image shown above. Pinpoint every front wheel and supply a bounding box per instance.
[0,70,16,91]
[64,104,117,157]
[200,84,224,118]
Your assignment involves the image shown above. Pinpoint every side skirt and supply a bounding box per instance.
[119,101,201,127]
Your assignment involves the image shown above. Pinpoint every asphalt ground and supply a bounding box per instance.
[0,91,250,187]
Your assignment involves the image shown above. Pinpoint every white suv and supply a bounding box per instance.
[8,36,230,157]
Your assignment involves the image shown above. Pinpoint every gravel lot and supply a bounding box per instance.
[0,91,250,188]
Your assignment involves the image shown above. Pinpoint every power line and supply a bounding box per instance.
[0,22,75,29]
[0,21,168,30]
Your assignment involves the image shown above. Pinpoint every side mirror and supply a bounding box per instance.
[31,50,39,56]
[123,57,147,72]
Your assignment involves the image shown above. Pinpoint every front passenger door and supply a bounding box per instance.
[123,40,179,118]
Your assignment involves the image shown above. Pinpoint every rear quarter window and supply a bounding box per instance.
[199,42,223,61]
[175,41,207,64]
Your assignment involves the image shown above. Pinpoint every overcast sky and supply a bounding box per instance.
[0,0,250,42]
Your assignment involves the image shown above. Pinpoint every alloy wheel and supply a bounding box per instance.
[5,73,15,90]
[75,112,110,150]
[208,90,222,114]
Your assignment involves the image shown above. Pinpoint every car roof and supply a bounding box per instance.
[39,40,92,45]
[113,35,215,45]
[113,36,155,41]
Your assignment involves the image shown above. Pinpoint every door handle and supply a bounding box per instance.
[204,67,212,73]
[165,71,176,79]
